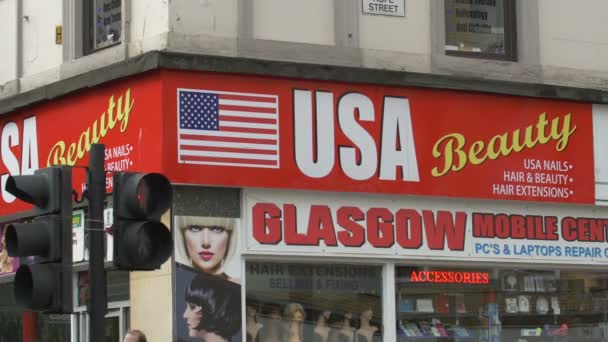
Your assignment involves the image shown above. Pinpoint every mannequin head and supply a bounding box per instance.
[247,300,259,320]
[317,309,332,324]
[284,302,306,323]
[360,306,373,322]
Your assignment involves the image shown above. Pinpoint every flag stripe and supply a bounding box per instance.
[217,94,277,102]
[219,115,277,124]
[220,121,277,129]
[180,139,277,150]
[219,104,277,113]
[219,110,277,119]
[179,145,278,155]
[180,129,277,140]
[218,126,278,134]
[180,134,277,145]
[180,150,278,160]
[180,157,279,167]
[219,99,277,108]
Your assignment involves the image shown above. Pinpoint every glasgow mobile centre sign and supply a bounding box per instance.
[163,71,596,204]
[0,72,164,216]
[243,189,608,265]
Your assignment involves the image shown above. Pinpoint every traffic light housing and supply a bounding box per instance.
[112,172,172,270]
[4,166,73,313]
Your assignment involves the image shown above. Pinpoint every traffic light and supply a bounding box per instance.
[4,166,73,313]
[112,172,172,270]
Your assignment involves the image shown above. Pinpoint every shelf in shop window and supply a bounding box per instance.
[501,313,561,317]
[398,336,475,340]
[398,312,479,319]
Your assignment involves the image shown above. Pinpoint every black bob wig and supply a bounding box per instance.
[185,273,241,338]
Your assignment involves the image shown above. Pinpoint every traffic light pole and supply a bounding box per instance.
[88,144,107,342]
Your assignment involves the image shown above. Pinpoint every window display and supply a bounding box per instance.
[396,266,608,341]
[444,0,517,60]
[246,262,383,342]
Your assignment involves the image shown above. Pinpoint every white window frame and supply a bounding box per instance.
[62,0,128,66]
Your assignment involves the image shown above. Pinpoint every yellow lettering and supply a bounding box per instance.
[523,124,538,150]
[536,113,551,145]
[431,113,577,177]
[47,141,66,166]
[67,143,78,166]
[104,96,115,135]
[511,129,526,153]
[431,133,466,177]
[108,95,119,131]
[553,114,576,151]
[77,128,91,160]
[46,88,135,167]
[118,89,134,132]
[468,141,486,165]
[487,133,513,160]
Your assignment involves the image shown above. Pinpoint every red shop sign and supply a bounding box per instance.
[0,72,164,215]
[162,70,595,204]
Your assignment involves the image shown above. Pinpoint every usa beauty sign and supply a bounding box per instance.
[0,73,164,216]
[243,189,608,265]
[162,70,595,205]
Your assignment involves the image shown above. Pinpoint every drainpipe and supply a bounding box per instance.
[15,0,23,91]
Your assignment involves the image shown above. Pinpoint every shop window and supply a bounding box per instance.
[38,314,71,342]
[83,0,122,55]
[246,262,384,342]
[396,266,608,340]
[444,0,517,61]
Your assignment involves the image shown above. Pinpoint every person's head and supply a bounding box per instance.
[284,302,306,322]
[176,216,236,275]
[183,273,241,339]
[123,329,146,342]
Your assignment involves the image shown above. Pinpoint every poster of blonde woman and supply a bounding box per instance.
[0,225,17,274]
[174,216,242,342]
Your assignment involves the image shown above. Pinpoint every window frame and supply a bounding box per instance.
[444,0,517,62]
[82,0,123,56]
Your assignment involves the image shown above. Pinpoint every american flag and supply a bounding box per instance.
[177,89,279,168]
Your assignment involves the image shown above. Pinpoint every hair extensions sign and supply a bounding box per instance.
[163,70,596,205]
[173,216,242,342]
[243,189,608,265]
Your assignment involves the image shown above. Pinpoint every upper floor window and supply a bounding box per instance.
[444,0,517,61]
[83,0,122,55]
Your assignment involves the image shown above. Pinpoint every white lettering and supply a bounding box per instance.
[1,122,21,203]
[338,93,377,180]
[379,98,419,181]
[294,90,335,178]
[21,117,39,175]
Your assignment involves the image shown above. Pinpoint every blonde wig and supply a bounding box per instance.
[284,302,306,321]
[174,216,237,274]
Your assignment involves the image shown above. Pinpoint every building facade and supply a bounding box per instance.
[1,1,608,342]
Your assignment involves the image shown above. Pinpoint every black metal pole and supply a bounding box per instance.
[88,144,107,342]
